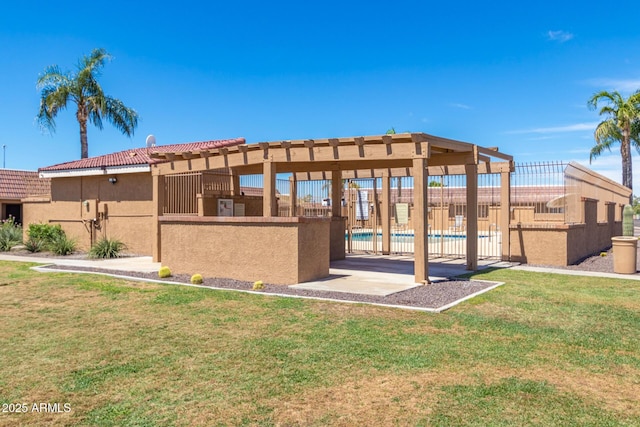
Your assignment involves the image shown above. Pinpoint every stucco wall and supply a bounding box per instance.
[22,173,154,254]
[509,199,623,266]
[159,216,330,285]
[330,217,346,261]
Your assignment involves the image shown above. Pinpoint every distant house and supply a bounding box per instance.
[23,138,244,254]
[0,169,50,224]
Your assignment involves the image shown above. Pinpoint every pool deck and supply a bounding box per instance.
[291,254,512,296]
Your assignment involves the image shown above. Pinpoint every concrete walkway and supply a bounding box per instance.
[511,264,640,281]
[291,254,513,295]
[0,254,161,273]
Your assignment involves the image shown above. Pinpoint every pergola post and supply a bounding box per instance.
[152,173,164,262]
[500,169,511,261]
[466,163,478,270]
[230,169,241,196]
[289,176,297,217]
[413,157,429,284]
[263,161,277,217]
[331,170,342,217]
[382,172,391,255]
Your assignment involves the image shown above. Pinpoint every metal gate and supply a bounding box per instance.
[344,174,503,260]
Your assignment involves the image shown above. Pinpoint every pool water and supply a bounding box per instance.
[347,232,486,243]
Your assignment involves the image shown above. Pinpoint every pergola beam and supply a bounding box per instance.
[291,161,513,180]
[152,140,433,176]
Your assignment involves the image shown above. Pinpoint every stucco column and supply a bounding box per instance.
[500,169,511,261]
[152,173,164,262]
[230,169,241,196]
[263,161,277,217]
[331,170,342,217]
[382,172,391,254]
[466,163,478,270]
[289,176,297,217]
[413,157,429,284]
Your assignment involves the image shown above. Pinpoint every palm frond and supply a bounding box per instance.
[588,90,619,111]
[36,65,71,89]
[632,119,640,155]
[590,120,619,162]
[36,84,72,133]
[104,97,139,136]
[77,48,110,80]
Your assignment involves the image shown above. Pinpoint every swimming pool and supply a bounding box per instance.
[346,232,487,243]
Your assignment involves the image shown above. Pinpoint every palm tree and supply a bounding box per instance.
[588,90,640,192]
[37,48,139,159]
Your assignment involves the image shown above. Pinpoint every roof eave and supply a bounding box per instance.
[39,164,151,179]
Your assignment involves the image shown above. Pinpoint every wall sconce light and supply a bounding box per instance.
[108,177,117,185]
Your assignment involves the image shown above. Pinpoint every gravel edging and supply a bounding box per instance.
[34,264,503,312]
[529,246,640,274]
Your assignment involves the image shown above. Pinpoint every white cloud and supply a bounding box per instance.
[506,122,599,135]
[449,103,471,110]
[584,78,640,93]
[547,30,574,43]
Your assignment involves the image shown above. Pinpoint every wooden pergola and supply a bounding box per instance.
[150,133,514,284]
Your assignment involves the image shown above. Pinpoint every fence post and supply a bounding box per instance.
[500,169,511,261]
[466,163,478,270]
[263,161,277,217]
[382,172,391,254]
[289,176,297,217]
[413,157,429,284]
[152,173,164,262]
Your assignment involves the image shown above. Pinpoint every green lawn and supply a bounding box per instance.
[1,261,639,426]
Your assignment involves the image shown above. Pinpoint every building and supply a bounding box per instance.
[0,169,50,224]
[23,138,244,254]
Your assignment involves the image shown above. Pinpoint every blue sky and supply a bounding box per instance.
[1,1,639,188]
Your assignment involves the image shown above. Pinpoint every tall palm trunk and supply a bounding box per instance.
[621,126,633,201]
[77,105,89,159]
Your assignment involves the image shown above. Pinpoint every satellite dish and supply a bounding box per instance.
[145,134,156,148]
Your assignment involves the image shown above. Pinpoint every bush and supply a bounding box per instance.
[190,274,203,284]
[24,238,46,253]
[252,280,264,290]
[89,237,126,259]
[49,234,76,256]
[27,223,64,246]
[0,217,23,251]
[158,266,172,278]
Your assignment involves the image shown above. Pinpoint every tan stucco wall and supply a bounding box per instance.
[23,173,154,254]
[159,216,330,285]
[509,199,623,266]
[509,225,570,265]
[330,217,346,261]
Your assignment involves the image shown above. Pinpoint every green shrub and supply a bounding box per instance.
[89,237,126,259]
[49,234,76,256]
[252,280,264,290]
[190,274,203,284]
[0,217,23,251]
[24,238,46,253]
[158,266,172,278]
[27,223,64,245]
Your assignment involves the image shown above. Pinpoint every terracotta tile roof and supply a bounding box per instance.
[39,138,246,172]
[0,169,51,200]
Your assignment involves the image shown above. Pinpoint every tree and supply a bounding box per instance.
[37,48,139,159]
[587,90,640,192]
